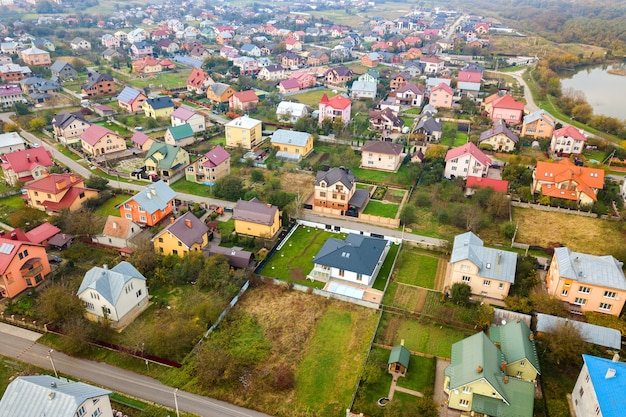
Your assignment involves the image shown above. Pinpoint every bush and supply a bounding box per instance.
[450,282,472,306]
[501,222,516,239]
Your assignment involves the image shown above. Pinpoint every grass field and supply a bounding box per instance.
[372,243,399,291]
[362,200,399,218]
[124,69,192,90]
[56,145,82,161]
[394,248,439,289]
[260,226,346,286]
[351,164,413,186]
[289,88,335,107]
[94,194,130,217]
[382,282,426,311]
[170,179,211,196]
[96,121,132,136]
[396,355,436,392]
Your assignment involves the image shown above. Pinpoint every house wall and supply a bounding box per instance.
[361,151,402,172]
[480,134,516,152]
[225,123,262,150]
[521,119,554,139]
[318,103,351,125]
[119,95,146,113]
[172,114,205,133]
[445,378,503,412]
[234,212,279,238]
[66,189,99,213]
[430,89,452,108]
[144,105,174,119]
[327,266,373,286]
[0,244,50,298]
[449,260,511,300]
[79,277,148,323]
[92,234,132,249]
[272,138,313,158]
[22,52,51,66]
[546,258,626,316]
[164,132,195,147]
[550,135,585,155]
[507,359,538,382]
[313,182,355,212]
[77,395,114,417]
[572,363,601,417]
[0,142,26,155]
[81,133,127,156]
[444,154,488,179]
[491,108,522,124]
[153,229,208,256]
[120,199,173,227]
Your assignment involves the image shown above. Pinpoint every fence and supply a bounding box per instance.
[511,201,601,218]
[358,213,400,228]
[281,85,326,98]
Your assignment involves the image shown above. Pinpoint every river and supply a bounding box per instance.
[560,64,626,120]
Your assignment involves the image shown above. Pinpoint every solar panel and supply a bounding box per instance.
[0,242,15,254]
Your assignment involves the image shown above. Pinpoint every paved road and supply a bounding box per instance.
[0,324,272,417]
[492,69,539,113]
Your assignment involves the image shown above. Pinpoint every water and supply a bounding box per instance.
[560,64,626,120]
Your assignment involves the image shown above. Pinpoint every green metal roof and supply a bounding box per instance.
[489,321,540,375]
[388,345,410,369]
[167,123,194,141]
[145,142,186,170]
[471,377,535,417]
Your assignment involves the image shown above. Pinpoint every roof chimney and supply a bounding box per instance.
[612,353,620,362]
[170,216,175,224]
[10,232,16,240]
[112,222,117,229]
[477,366,483,373]
[103,264,108,270]
[185,219,192,228]
[151,188,157,196]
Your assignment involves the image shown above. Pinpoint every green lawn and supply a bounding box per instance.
[0,195,25,209]
[352,164,413,186]
[56,145,82,161]
[126,69,192,90]
[396,355,436,392]
[170,179,211,196]
[94,194,131,217]
[351,347,395,417]
[96,121,132,136]
[289,89,335,107]
[362,200,399,218]
[394,249,439,289]
[295,305,377,416]
[372,243,399,291]
[217,218,234,237]
[402,108,422,115]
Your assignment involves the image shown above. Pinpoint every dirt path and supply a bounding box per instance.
[434,259,448,292]
[286,229,321,280]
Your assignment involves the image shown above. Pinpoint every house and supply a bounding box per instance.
[285,38,302,51]
[186,145,230,185]
[225,116,263,150]
[443,329,536,417]
[278,78,301,94]
[368,108,404,134]
[31,38,55,52]
[233,197,280,238]
[171,107,205,133]
[270,129,314,161]
[153,212,210,256]
[101,33,120,49]
[420,55,444,74]
[313,167,369,216]
[101,48,124,62]
[77,261,149,327]
[158,39,180,54]
[307,233,390,286]
[307,51,330,67]
[280,52,303,69]
[521,109,556,139]
[0,147,53,186]
[0,233,51,299]
[361,52,382,68]
[206,82,236,105]
[132,57,175,74]
[545,247,626,316]
[143,143,190,182]
[204,245,254,269]
[0,376,112,417]
[465,177,509,194]
[229,90,259,111]
[92,215,142,250]
[531,159,604,206]
[186,67,214,95]
[394,83,425,108]
[276,101,308,123]
[572,354,626,417]
[444,142,492,179]
[49,60,77,80]
[478,119,519,152]
[0,84,24,108]
[361,141,404,172]
[143,96,175,119]
[325,66,353,86]
[484,94,525,125]
[318,93,352,125]
[51,111,89,145]
[130,131,154,151]
[19,47,51,66]
[0,132,26,155]
[350,80,377,100]
[240,43,261,57]
[0,64,31,82]
[119,180,177,226]
[80,124,127,157]
[550,125,587,156]
[24,173,98,214]
[232,56,259,75]
[70,37,91,51]
[390,72,411,90]
[127,28,147,44]
[291,71,317,89]
[164,123,195,147]
[258,64,285,81]
[117,87,147,113]
[130,41,153,58]
[489,320,541,382]
[429,82,454,109]
[448,232,518,300]
[457,68,482,97]
[388,345,410,376]
[81,71,115,98]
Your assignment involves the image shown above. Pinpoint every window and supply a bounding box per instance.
[124,204,130,210]
[172,249,178,255]
[462,386,471,394]
[483,280,491,287]
[599,303,612,311]
[462,276,470,282]
[319,192,326,197]
[459,399,469,408]
[76,406,86,417]
[517,371,522,377]
[578,286,591,294]
[140,216,147,222]
[595,405,600,415]
[585,374,590,382]
[461,265,469,271]
[125,213,132,219]
[579,387,584,397]
[338,269,345,277]
[498,283,504,290]
[574,297,587,305]
[561,289,569,296]
[604,291,617,299]
[520,361,525,367]
[136,289,142,298]
[158,237,163,243]
[356,273,362,281]
[85,302,94,310]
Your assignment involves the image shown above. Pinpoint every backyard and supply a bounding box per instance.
[362,200,399,218]
[288,88,335,107]
[393,248,442,289]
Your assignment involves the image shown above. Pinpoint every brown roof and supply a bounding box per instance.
[154,211,209,248]
[361,140,403,156]
[101,215,140,239]
[233,198,278,226]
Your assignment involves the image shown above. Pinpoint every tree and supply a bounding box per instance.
[475,303,494,330]
[13,102,30,116]
[250,170,264,183]
[2,122,19,132]
[36,284,85,326]
[8,207,47,231]
[268,191,294,210]
[487,192,510,220]
[424,144,446,160]
[130,236,159,276]
[28,118,46,132]
[399,205,417,226]
[504,294,533,313]
[529,290,568,317]
[511,255,539,297]
[571,103,593,123]
[213,175,245,201]
[85,175,109,190]
[450,282,472,306]
[541,321,587,365]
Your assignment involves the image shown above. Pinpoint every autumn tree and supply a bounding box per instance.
[540,321,586,366]
[213,175,245,201]
[450,282,472,306]
[36,283,85,326]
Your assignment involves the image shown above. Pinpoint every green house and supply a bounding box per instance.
[387,345,410,376]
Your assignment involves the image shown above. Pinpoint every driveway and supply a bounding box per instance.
[433,358,461,417]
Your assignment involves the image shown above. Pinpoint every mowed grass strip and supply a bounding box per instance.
[94,194,130,217]
[394,249,439,289]
[362,200,399,218]
[393,319,472,358]
[295,306,374,416]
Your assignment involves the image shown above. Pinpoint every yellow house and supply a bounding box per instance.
[225,116,263,150]
[24,173,98,214]
[233,197,280,238]
[80,124,127,157]
[448,232,518,301]
[152,212,211,256]
[143,96,175,119]
[521,109,556,139]
[270,129,313,160]
[144,142,190,179]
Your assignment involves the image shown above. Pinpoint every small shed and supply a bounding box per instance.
[47,233,74,250]
[388,345,410,376]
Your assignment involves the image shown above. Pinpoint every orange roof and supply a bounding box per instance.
[233,90,259,103]
[535,159,604,202]
[320,94,351,110]
[553,125,586,142]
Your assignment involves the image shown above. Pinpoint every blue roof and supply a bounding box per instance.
[0,375,111,417]
[77,261,145,305]
[583,354,626,417]
[117,86,143,103]
[121,180,177,215]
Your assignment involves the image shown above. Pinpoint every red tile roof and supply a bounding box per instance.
[431,82,454,95]
[0,237,28,274]
[535,159,603,202]
[232,90,259,103]
[0,147,53,174]
[465,176,508,193]
[492,95,525,111]
[24,173,83,194]
[42,187,88,212]
[25,222,61,244]
[320,93,352,110]
[553,125,587,142]
[457,70,482,83]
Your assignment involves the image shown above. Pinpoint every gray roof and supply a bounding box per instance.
[553,247,626,290]
[535,313,622,350]
[0,375,111,417]
[450,232,518,283]
[233,197,278,226]
[362,140,403,156]
[479,119,519,143]
[351,80,377,93]
[315,167,355,189]
[209,82,231,96]
[313,233,387,276]
[349,189,369,209]
[270,129,311,147]
[52,111,86,129]
[145,96,174,110]
[415,115,442,134]
[204,245,254,269]
[77,261,146,305]
[457,81,481,91]
[154,211,209,249]
[0,132,26,147]
[121,180,177,215]
[523,109,555,127]
[49,59,73,73]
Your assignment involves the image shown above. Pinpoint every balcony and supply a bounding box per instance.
[21,263,43,278]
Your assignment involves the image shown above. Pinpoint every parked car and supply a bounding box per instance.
[47,255,62,263]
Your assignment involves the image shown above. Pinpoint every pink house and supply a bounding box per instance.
[278,79,301,94]
[489,95,525,125]
[318,93,352,125]
[429,83,454,109]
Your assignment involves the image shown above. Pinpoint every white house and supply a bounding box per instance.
[444,142,492,179]
[550,125,587,155]
[171,107,206,133]
[0,132,26,155]
[276,101,308,123]
[307,234,390,287]
[92,215,142,250]
[77,261,149,328]
[350,80,377,100]
[572,354,626,417]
